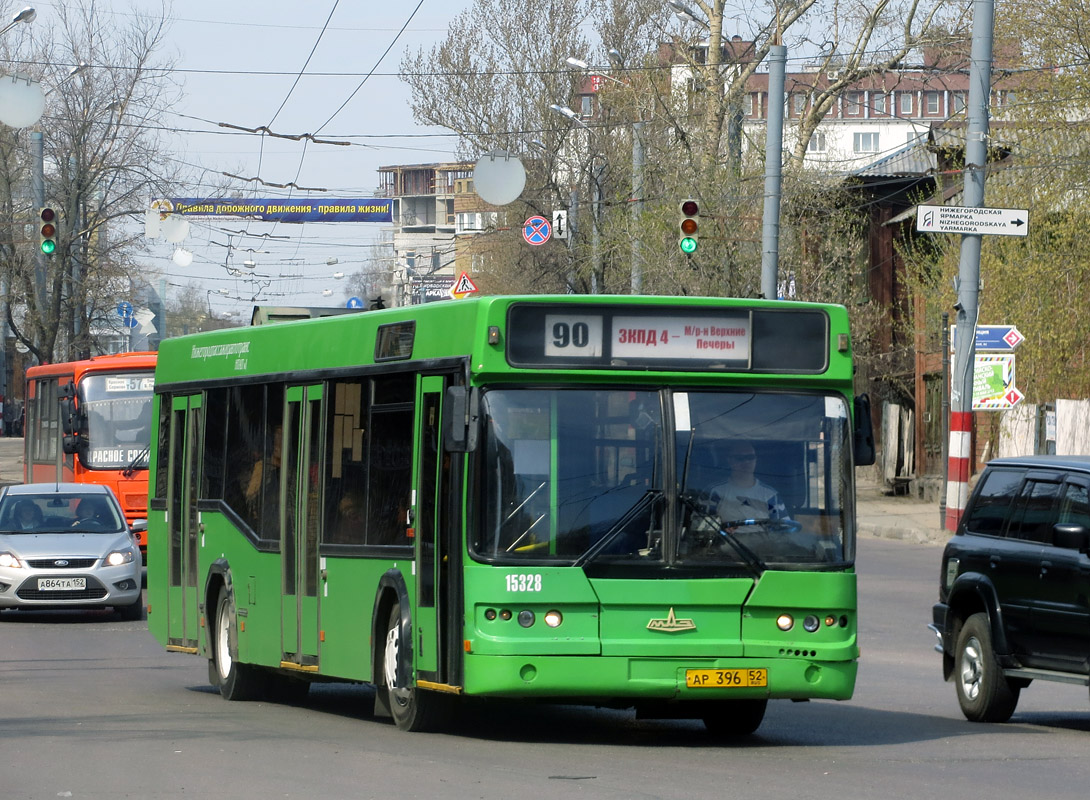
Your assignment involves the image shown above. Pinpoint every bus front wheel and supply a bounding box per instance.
[382,603,448,732]
[212,587,264,701]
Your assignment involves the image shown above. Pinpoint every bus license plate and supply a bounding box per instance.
[38,577,86,591]
[685,668,767,688]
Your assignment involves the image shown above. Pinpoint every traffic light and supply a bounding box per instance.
[679,199,699,254]
[39,207,57,255]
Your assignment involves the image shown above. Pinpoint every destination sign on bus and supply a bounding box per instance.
[104,376,154,392]
[508,304,828,372]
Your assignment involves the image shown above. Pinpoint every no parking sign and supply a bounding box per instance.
[522,215,551,246]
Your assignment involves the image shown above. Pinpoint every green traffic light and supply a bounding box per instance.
[40,239,56,255]
[680,236,697,254]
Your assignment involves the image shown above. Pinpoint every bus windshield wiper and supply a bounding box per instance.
[573,489,662,567]
[679,493,766,574]
[122,446,150,478]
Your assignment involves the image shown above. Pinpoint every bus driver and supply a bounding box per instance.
[711,440,787,525]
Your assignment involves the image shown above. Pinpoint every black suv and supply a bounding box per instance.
[931,455,1090,722]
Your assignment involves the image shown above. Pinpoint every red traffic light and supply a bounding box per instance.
[40,207,56,223]
[680,199,698,217]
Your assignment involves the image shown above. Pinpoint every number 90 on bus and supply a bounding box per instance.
[544,314,603,357]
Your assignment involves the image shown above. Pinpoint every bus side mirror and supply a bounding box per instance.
[59,382,85,454]
[444,386,480,453]
[60,382,78,435]
[853,393,876,467]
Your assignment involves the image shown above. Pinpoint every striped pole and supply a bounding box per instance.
[945,0,993,532]
[944,411,973,530]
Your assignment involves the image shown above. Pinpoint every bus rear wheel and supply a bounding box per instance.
[702,699,767,736]
[212,587,264,701]
[382,603,449,732]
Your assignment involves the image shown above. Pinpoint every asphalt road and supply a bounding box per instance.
[5,536,1090,800]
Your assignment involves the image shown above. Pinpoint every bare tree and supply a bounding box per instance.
[0,0,181,363]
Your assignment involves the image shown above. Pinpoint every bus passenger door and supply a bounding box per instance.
[281,385,322,668]
[166,394,202,649]
[413,376,457,684]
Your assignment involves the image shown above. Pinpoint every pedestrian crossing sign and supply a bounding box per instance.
[449,271,479,300]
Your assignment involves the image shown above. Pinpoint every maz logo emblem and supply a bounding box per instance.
[647,607,696,632]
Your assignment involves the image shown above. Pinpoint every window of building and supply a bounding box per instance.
[853,131,879,153]
[872,92,886,115]
[580,94,593,117]
[926,91,940,114]
[953,91,967,113]
[845,91,863,116]
[807,132,826,153]
[748,91,762,117]
[899,92,913,116]
[792,92,806,116]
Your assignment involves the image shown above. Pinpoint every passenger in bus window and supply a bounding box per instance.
[711,441,787,524]
[331,491,366,543]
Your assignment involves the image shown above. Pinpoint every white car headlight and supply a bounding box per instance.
[0,552,22,569]
[105,549,135,567]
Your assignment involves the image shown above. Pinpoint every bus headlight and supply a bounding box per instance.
[517,610,535,628]
[776,614,794,631]
[0,552,22,569]
[803,615,820,633]
[544,610,563,628]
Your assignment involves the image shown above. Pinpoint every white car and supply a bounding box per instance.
[0,483,143,619]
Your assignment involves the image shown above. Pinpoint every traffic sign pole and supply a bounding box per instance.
[945,0,995,533]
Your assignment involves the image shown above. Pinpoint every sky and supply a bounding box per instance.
[93,0,474,319]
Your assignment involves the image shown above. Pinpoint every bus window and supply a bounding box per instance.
[479,388,664,560]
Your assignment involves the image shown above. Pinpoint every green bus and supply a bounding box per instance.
[146,295,875,735]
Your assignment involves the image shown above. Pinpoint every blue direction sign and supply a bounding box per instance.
[346,296,363,309]
[117,301,133,318]
[976,325,1024,351]
[951,324,1025,352]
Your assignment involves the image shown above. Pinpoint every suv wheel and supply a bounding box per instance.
[954,612,1020,722]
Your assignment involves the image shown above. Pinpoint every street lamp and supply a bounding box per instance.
[549,103,585,127]
[559,54,646,293]
[0,6,35,37]
[667,0,709,27]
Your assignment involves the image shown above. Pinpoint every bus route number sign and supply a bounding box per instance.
[543,313,750,362]
[545,314,605,357]
[105,376,155,392]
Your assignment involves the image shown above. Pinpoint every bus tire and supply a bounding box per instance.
[954,612,1019,722]
[702,698,767,736]
[382,603,448,732]
[212,587,264,701]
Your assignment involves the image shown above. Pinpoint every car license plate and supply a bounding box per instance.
[685,668,767,688]
[37,577,86,591]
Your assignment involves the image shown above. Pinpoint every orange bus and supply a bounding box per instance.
[24,352,157,551]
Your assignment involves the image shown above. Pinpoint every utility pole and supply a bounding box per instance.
[31,129,46,331]
[760,35,786,300]
[630,121,644,293]
[945,0,995,531]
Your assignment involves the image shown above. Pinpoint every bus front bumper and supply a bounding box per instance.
[461,653,857,701]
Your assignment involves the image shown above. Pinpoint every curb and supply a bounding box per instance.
[859,522,948,545]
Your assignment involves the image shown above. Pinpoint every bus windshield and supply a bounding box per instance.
[80,371,155,470]
[477,387,854,569]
